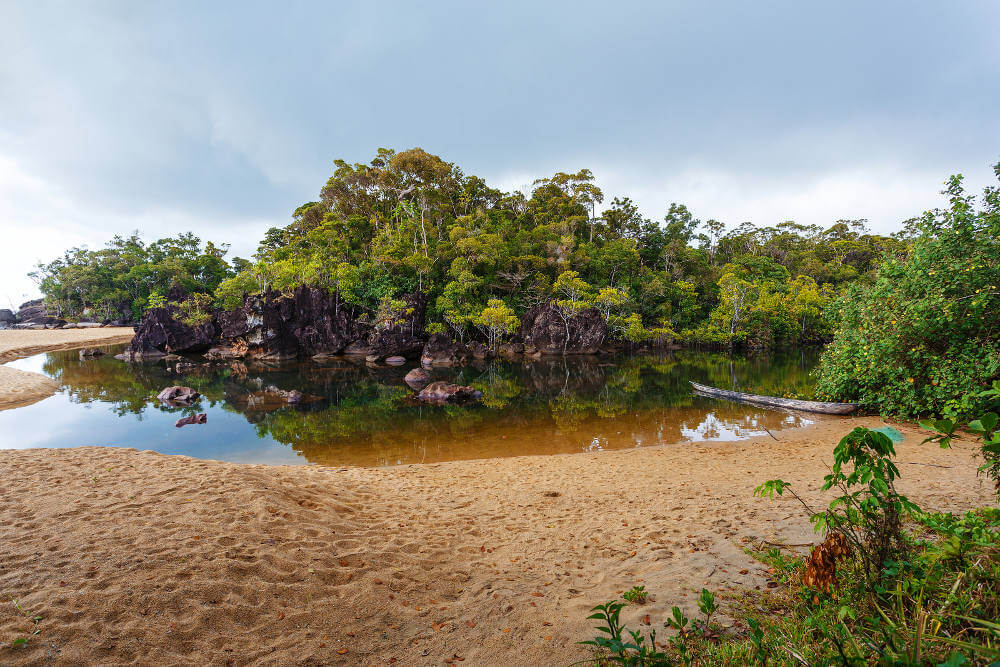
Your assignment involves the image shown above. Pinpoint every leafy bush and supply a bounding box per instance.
[31,233,235,323]
[815,164,1000,417]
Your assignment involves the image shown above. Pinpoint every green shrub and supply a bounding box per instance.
[815,164,1000,417]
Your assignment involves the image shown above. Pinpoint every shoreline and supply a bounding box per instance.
[1,419,992,664]
[0,328,135,411]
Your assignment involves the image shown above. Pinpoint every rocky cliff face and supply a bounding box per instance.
[128,307,217,358]
[366,292,427,362]
[12,299,66,328]
[520,303,606,355]
[127,287,426,362]
[218,286,366,360]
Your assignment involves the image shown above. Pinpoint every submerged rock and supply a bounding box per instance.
[416,381,482,405]
[384,356,406,365]
[175,413,207,428]
[157,386,201,405]
[404,367,431,389]
[520,303,606,355]
[263,385,305,404]
[79,347,105,359]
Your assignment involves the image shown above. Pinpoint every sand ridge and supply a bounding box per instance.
[0,419,992,665]
[0,328,134,411]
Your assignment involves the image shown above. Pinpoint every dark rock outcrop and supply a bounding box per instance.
[157,386,201,405]
[498,342,524,359]
[218,286,365,360]
[521,304,606,355]
[175,413,207,428]
[14,299,65,328]
[420,333,472,367]
[0,309,14,328]
[128,307,217,359]
[468,341,490,359]
[366,292,427,362]
[415,381,483,405]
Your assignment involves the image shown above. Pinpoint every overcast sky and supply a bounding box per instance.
[2,1,998,306]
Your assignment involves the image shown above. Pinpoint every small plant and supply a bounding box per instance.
[622,585,648,604]
[746,618,769,665]
[6,598,42,650]
[665,606,691,665]
[696,588,717,627]
[577,600,671,665]
[170,292,214,327]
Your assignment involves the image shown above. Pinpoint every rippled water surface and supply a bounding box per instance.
[0,346,823,466]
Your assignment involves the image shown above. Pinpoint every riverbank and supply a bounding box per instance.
[0,328,134,411]
[1,419,992,664]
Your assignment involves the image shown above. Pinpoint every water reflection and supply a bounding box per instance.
[0,345,824,466]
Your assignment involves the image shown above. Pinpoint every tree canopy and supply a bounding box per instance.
[35,146,915,352]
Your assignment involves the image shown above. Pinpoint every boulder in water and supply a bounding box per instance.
[263,385,306,404]
[157,386,201,405]
[79,348,105,359]
[404,367,431,389]
[175,413,207,428]
[416,381,482,405]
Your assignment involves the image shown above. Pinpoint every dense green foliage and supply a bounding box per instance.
[30,233,236,322]
[815,165,1000,416]
[209,147,904,348]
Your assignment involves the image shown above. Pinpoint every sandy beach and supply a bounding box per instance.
[1,417,992,664]
[0,328,135,411]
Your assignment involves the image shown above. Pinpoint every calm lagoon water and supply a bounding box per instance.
[0,345,822,466]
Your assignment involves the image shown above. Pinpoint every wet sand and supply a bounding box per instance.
[0,328,134,411]
[1,419,992,664]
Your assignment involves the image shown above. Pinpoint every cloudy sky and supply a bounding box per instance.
[2,1,998,306]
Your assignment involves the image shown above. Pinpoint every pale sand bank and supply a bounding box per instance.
[0,328,134,411]
[0,419,992,664]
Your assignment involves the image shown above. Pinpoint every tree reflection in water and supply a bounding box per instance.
[17,345,822,466]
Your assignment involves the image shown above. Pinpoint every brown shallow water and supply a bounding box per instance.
[0,345,823,466]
